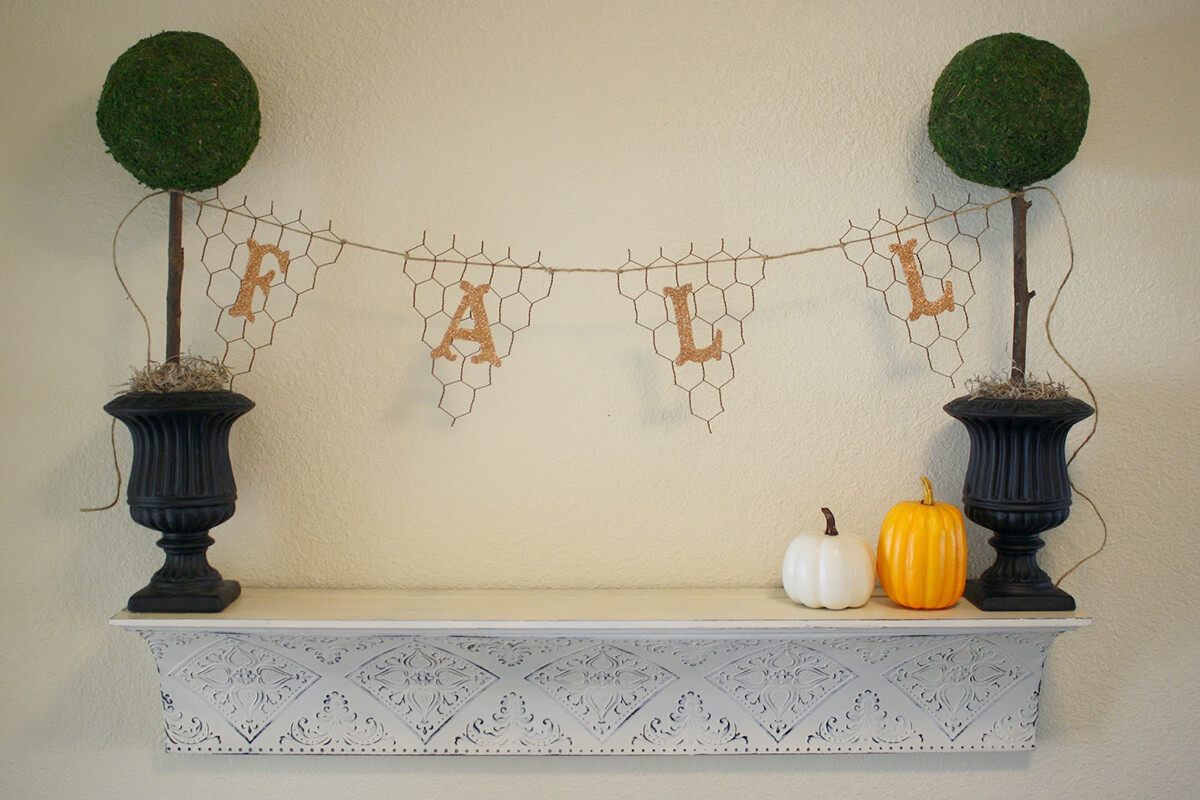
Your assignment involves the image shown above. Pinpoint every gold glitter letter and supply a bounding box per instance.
[229,238,290,322]
[431,281,502,367]
[890,239,954,321]
[663,284,722,366]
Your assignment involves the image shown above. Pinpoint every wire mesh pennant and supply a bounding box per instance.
[196,191,344,382]
[402,235,554,424]
[617,240,766,431]
[840,196,989,382]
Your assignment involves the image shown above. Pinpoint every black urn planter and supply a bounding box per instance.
[943,395,1093,611]
[104,390,254,613]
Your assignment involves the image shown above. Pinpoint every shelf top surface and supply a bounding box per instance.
[110,587,1091,633]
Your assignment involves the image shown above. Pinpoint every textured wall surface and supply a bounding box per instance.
[1,0,1197,797]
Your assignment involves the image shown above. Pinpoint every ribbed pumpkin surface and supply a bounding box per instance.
[878,480,966,609]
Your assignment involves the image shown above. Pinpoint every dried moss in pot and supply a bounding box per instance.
[928,32,1089,190]
[122,355,233,394]
[96,31,260,191]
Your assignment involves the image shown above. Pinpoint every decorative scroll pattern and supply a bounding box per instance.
[820,637,903,666]
[617,241,765,431]
[807,689,922,746]
[162,692,220,747]
[982,688,1041,745]
[279,691,394,748]
[884,636,1030,740]
[262,635,388,666]
[451,637,579,668]
[526,643,678,741]
[138,630,208,662]
[841,196,988,381]
[135,630,1069,754]
[455,692,572,750]
[402,235,554,424]
[169,637,319,743]
[706,643,854,742]
[632,639,759,668]
[632,692,747,748]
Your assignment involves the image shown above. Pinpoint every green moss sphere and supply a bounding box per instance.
[928,33,1089,190]
[97,31,260,191]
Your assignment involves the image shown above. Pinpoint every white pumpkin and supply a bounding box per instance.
[782,508,876,610]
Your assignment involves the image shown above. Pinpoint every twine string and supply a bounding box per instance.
[113,190,168,365]
[1024,185,1107,588]
[187,191,1023,274]
[82,191,171,514]
[80,418,122,512]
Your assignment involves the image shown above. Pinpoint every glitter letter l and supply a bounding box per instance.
[890,239,954,321]
[663,284,722,366]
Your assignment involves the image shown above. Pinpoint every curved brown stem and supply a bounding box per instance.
[820,507,839,536]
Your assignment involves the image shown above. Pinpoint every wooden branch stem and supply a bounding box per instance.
[1010,192,1034,384]
[166,191,184,363]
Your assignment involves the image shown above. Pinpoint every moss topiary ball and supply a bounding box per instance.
[928,33,1088,190]
[97,31,260,191]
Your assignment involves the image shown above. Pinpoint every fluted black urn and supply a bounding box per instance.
[943,395,1093,611]
[105,390,254,612]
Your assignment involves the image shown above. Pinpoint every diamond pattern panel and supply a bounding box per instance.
[706,642,855,742]
[526,643,678,741]
[170,636,319,743]
[884,635,1030,739]
[350,641,497,743]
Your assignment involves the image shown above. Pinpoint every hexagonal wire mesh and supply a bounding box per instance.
[183,190,991,423]
[617,241,766,431]
[840,196,989,382]
[401,234,554,424]
[195,191,344,383]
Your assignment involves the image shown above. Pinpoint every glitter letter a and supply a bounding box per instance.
[663,284,722,365]
[431,281,502,367]
[890,239,954,321]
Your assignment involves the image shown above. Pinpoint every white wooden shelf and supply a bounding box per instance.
[113,588,1089,755]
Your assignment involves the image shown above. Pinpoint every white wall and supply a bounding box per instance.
[2,0,1197,796]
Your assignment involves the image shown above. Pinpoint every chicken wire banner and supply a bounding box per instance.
[182,191,996,427]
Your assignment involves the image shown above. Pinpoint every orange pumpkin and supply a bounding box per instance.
[877,477,966,609]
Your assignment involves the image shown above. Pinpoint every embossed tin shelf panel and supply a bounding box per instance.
[112,588,1089,755]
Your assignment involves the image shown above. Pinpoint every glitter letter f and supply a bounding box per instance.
[229,239,290,322]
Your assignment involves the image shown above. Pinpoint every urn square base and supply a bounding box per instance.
[964,579,1076,612]
[128,579,242,613]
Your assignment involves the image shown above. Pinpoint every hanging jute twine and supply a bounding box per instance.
[1029,186,1105,589]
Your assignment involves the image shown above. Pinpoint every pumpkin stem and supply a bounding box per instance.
[820,507,839,536]
[920,476,935,505]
